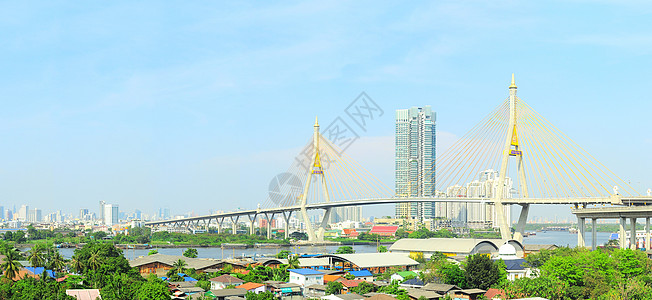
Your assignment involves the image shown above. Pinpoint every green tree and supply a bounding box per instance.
[351,281,376,294]
[1,248,23,281]
[47,251,66,273]
[378,245,388,253]
[136,276,170,300]
[326,281,343,294]
[275,250,291,259]
[27,244,46,268]
[196,280,211,291]
[183,248,198,258]
[172,259,188,274]
[148,249,158,256]
[464,254,501,290]
[336,246,355,254]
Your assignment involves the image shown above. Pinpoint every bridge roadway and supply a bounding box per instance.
[145,196,651,234]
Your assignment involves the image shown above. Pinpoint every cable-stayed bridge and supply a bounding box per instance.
[146,75,651,242]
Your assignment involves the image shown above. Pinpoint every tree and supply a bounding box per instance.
[336,246,355,254]
[464,254,501,290]
[196,280,211,291]
[70,257,84,274]
[148,250,158,256]
[1,248,23,280]
[136,276,170,300]
[275,250,291,259]
[378,245,388,253]
[172,259,188,274]
[287,255,300,269]
[27,245,46,268]
[183,248,198,258]
[93,231,108,240]
[326,281,343,294]
[87,249,102,271]
[351,281,376,294]
[48,251,66,273]
[289,232,308,240]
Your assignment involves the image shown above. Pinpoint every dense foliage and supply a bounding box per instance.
[505,247,652,299]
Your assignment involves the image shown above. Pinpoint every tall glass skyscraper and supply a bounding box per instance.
[395,106,436,221]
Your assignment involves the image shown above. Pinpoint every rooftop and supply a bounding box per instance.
[288,268,324,276]
[349,270,373,277]
[209,274,244,284]
[318,253,418,268]
[236,282,264,290]
[129,253,221,270]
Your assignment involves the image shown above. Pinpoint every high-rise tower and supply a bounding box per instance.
[395,106,436,221]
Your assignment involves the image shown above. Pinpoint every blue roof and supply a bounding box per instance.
[24,267,55,278]
[349,270,372,277]
[402,278,424,286]
[184,276,198,282]
[503,259,528,270]
[288,269,324,276]
[177,273,187,277]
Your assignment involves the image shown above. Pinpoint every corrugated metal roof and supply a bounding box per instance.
[319,253,419,268]
[129,253,221,270]
[288,269,324,275]
[389,238,505,254]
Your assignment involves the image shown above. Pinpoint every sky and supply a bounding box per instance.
[0,1,651,221]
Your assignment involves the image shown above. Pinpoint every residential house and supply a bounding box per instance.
[305,284,327,297]
[451,289,486,300]
[340,279,366,293]
[324,274,343,283]
[366,294,399,300]
[422,283,461,296]
[405,289,443,300]
[288,269,324,288]
[484,288,506,300]
[65,289,102,300]
[390,271,418,282]
[265,282,303,300]
[322,293,366,300]
[236,282,266,294]
[342,228,359,238]
[207,288,247,300]
[209,274,245,290]
[399,278,425,289]
[349,270,373,282]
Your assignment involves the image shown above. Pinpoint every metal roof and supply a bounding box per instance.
[129,253,221,270]
[349,270,373,277]
[389,238,524,255]
[318,253,419,268]
[288,269,324,276]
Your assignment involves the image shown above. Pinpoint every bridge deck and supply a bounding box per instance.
[145,196,650,226]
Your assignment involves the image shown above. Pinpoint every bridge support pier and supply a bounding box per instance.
[578,217,585,248]
[315,208,331,241]
[248,214,257,235]
[619,217,626,249]
[283,211,292,239]
[630,218,637,250]
[513,204,530,242]
[646,218,650,250]
[265,213,275,239]
[231,216,240,235]
[592,218,597,250]
[217,218,224,234]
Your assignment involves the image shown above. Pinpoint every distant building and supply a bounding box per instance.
[330,207,363,223]
[103,204,118,226]
[18,205,28,222]
[79,208,89,219]
[395,106,436,221]
[27,208,42,223]
[99,201,105,222]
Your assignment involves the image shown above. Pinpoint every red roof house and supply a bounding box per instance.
[369,226,399,237]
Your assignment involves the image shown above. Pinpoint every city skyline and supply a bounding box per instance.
[0,2,651,221]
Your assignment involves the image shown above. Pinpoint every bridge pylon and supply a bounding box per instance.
[299,117,331,242]
[495,74,530,241]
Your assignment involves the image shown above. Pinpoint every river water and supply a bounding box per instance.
[52,231,615,260]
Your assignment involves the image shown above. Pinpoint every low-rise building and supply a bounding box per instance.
[236,282,266,294]
[288,269,324,288]
[129,254,221,276]
[209,274,245,290]
[349,270,373,282]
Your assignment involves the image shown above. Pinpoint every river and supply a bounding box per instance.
[52,230,614,260]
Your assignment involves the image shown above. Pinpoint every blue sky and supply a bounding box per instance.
[0,1,651,220]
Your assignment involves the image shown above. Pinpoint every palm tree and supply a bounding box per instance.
[27,246,45,268]
[48,251,66,273]
[87,249,102,271]
[172,259,187,274]
[70,257,85,274]
[287,254,300,269]
[1,248,23,281]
